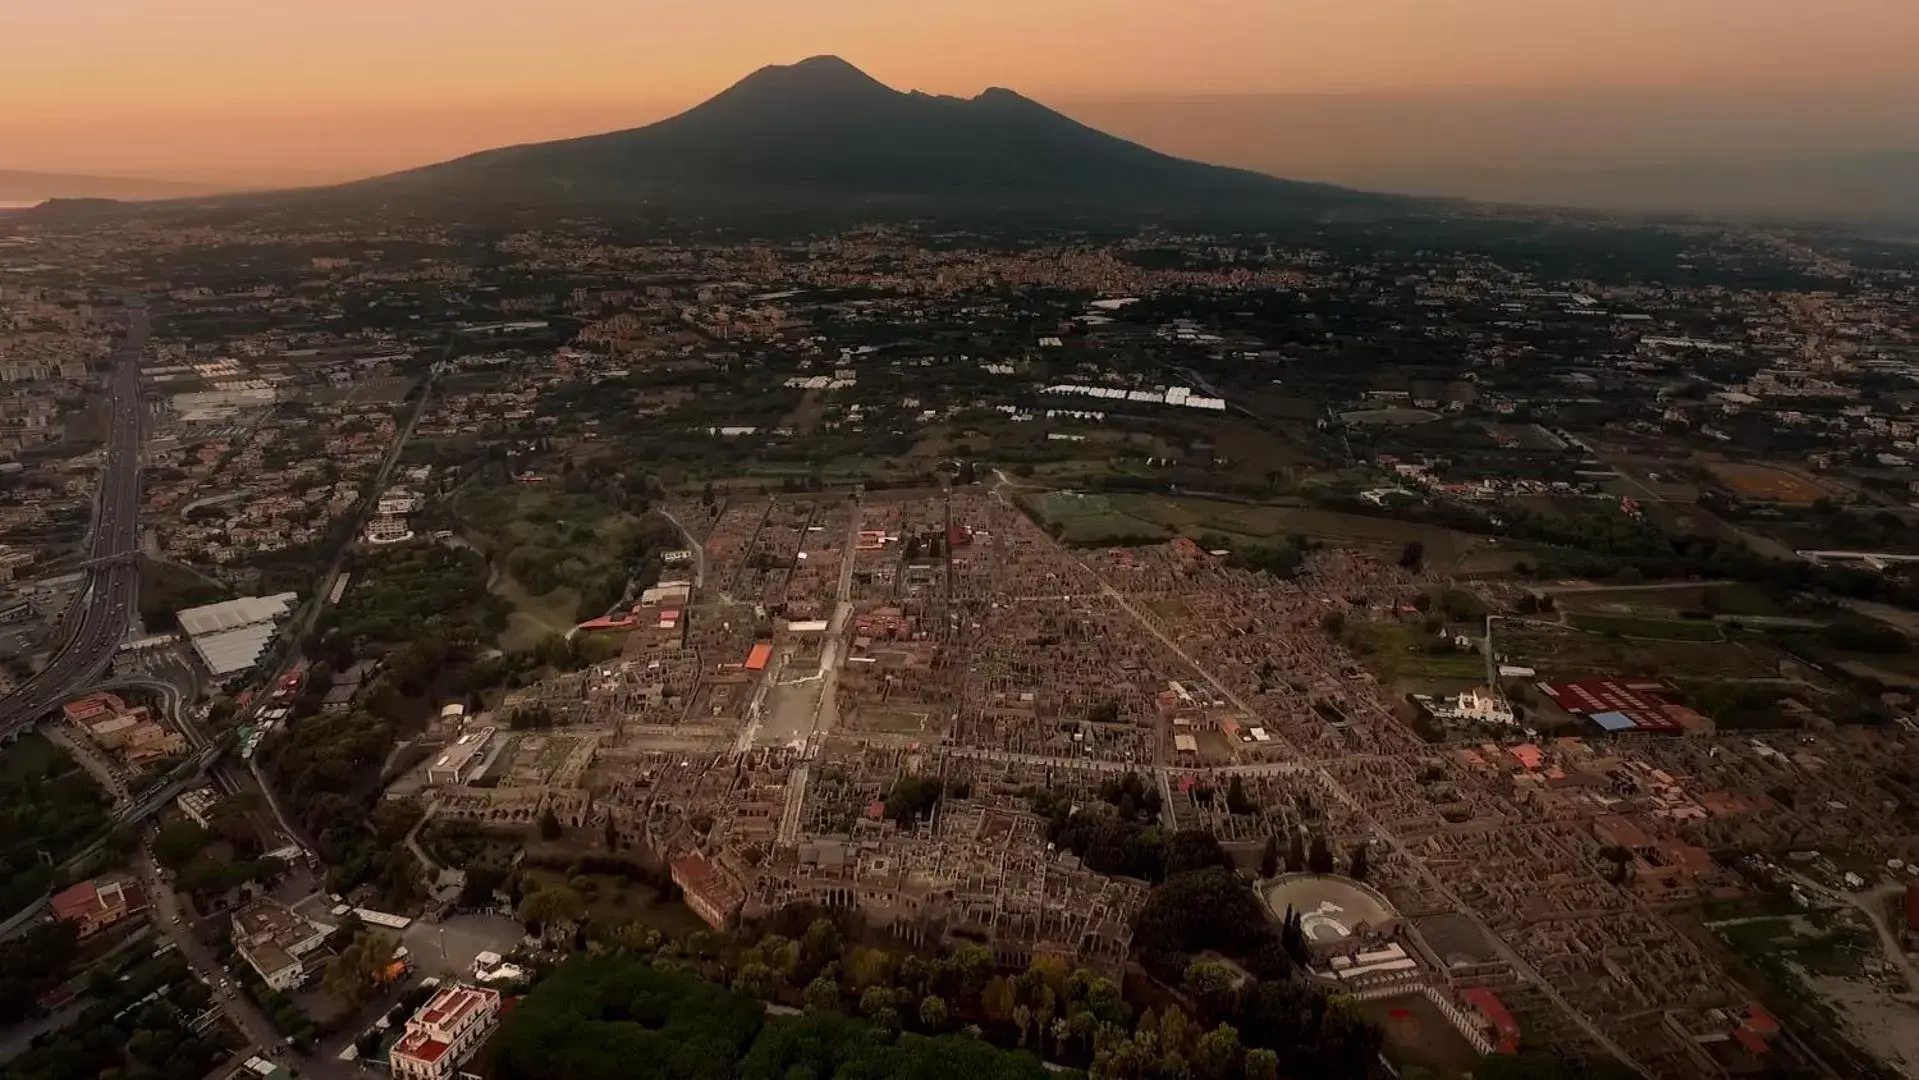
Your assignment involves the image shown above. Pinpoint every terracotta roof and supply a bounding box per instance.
[395,1032,450,1064]
[48,881,100,922]
[1460,987,1521,1054]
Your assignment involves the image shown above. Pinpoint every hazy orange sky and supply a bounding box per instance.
[6,0,1916,185]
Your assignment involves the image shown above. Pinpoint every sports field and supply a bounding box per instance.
[1706,462,1828,505]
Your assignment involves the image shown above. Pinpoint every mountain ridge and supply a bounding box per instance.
[347,56,1395,216]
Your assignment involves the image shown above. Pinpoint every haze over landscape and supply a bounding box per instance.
[7,0,1918,218]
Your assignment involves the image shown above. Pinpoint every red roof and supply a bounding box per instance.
[48,881,99,922]
[1905,883,1919,934]
[1460,988,1521,1054]
[1538,677,1681,731]
[420,986,489,1030]
[744,643,773,671]
[396,1033,451,1064]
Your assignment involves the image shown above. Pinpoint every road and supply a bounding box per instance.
[0,307,146,733]
[136,844,355,1080]
[658,505,707,590]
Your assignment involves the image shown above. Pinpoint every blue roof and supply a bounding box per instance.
[1591,710,1637,732]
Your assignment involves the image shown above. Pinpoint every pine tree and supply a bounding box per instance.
[1258,835,1279,879]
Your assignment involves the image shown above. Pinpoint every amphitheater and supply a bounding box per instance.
[1261,873,1400,944]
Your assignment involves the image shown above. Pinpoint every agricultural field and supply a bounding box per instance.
[1019,491,1173,545]
[1492,624,1790,682]
[1564,612,1726,641]
[1639,501,1800,562]
[1485,422,1568,452]
[1551,582,1785,619]
[1108,494,1499,570]
[1340,407,1441,427]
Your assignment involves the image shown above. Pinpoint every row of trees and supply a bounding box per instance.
[3,952,232,1080]
[1254,831,1363,881]
[0,734,114,917]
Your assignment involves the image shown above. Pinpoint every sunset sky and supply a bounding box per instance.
[6,0,1915,186]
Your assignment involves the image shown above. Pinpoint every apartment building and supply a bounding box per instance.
[389,984,502,1080]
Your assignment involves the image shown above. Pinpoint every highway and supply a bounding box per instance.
[0,307,146,733]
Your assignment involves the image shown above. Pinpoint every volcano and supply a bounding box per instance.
[355,56,1388,215]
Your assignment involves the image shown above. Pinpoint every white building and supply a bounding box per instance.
[428,727,493,786]
[231,899,332,992]
[389,984,502,1080]
[177,593,298,678]
[1456,687,1515,725]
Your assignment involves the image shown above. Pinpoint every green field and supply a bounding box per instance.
[460,484,677,649]
[1018,489,1509,568]
[1020,491,1173,545]
[1342,622,1488,690]
[1566,612,1726,641]
[495,574,586,651]
[1112,494,1490,568]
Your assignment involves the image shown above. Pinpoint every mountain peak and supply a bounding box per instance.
[731,55,891,97]
[789,55,863,74]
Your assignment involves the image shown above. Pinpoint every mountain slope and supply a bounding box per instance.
[359,56,1387,214]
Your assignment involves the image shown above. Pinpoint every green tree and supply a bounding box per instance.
[1159,1005,1193,1058]
[1399,541,1425,570]
[983,976,1017,1024]
[804,975,841,1013]
[861,985,896,1018]
[949,943,996,999]
[537,807,562,841]
[734,962,779,1000]
[1243,1046,1280,1080]
[800,918,842,980]
[1193,1023,1242,1080]
[152,820,210,871]
[1182,962,1239,1019]
[322,932,398,1006]
[519,884,585,941]
[1257,835,1278,879]
[844,945,892,990]
[919,995,949,1032]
